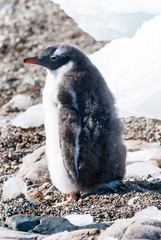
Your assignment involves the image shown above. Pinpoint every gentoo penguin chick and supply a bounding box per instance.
[23,43,126,206]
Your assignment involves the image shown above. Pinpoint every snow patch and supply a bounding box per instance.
[0,116,10,128]
[127,148,158,163]
[11,104,44,128]
[133,206,161,221]
[65,214,93,226]
[126,162,161,178]
[3,94,32,111]
[3,177,27,200]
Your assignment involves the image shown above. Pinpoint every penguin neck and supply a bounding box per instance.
[46,61,73,82]
[45,61,73,104]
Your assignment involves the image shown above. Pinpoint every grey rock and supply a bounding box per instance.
[99,219,161,240]
[7,215,40,232]
[32,216,79,235]
[17,146,50,184]
[6,214,108,235]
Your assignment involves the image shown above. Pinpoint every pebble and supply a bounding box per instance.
[128,196,140,206]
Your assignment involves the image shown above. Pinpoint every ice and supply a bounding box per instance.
[126,162,161,178]
[2,176,27,200]
[133,206,161,221]
[11,104,44,128]
[53,0,160,40]
[65,214,93,226]
[90,15,161,119]
[0,116,10,128]
[127,148,158,163]
[3,94,32,111]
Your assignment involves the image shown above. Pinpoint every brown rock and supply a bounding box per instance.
[0,226,47,240]
[99,219,161,240]
[150,149,161,168]
[45,229,103,240]
[29,190,44,201]
[125,140,159,152]
[17,146,50,184]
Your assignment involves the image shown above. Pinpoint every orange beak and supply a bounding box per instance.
[23,57,40,64]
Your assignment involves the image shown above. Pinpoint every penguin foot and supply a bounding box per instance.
[53,192,80,207]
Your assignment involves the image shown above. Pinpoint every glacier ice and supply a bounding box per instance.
[53,0,160,40]
[90,15,161,119]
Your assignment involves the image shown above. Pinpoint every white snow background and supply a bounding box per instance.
[52,0,161,120]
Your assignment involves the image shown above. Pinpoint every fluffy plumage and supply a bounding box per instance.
[23,43,126,196]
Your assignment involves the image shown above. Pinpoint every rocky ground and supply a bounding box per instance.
[0,0,161,239]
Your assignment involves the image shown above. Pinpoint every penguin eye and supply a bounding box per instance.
[50,56,57,61]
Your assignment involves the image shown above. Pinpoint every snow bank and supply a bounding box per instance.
[90,15,161,119]
[53,0,160,40]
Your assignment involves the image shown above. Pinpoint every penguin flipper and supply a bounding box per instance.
[58,102,81,181]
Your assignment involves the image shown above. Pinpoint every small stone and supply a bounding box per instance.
[9,192,26,201]
[128,196,140,206]
[29,190,44,201]
[104,212,110,219]
[44,185,55,196]
[44,195,52,201]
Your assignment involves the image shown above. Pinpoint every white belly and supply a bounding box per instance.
[43,66,78,193]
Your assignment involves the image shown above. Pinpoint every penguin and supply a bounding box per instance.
[23,43,126,206]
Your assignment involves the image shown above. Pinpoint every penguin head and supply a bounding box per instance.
[23,43,85,71]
